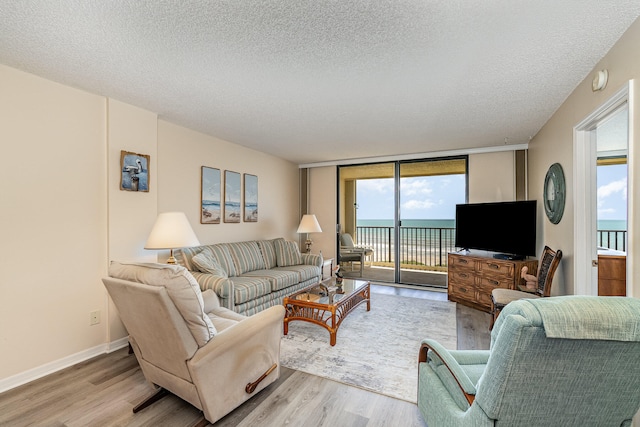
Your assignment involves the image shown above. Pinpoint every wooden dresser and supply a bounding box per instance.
[598,253,626,296]
[448,252,538,313]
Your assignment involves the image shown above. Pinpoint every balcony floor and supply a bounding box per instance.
[342,263,448,288]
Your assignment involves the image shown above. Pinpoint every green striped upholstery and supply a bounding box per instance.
[176,244,237,277]
[191,271,234,308]
[275,265,320,282]
[229,276,271,304]
[234,277,319,316]
[227,241,266,274]
[175,246,205,271]
[242,269,300,291]
[258,238,281,269]
[177,239,322,315]
[208,244,238,277]
[191,249,228,277]
[301,252,323,267]
[274,239,302,267]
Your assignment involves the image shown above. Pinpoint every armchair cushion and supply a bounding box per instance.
[274,239,302,267]
[532,296,640,341]
[109,262,217,347]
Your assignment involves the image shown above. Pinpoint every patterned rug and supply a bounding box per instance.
[280,292,457,403]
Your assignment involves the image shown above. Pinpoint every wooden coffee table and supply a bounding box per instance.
[283,278,370,346]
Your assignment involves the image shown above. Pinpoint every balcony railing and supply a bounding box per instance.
[355,226,627,270]
[356,226,457,270]
[597,229,627,252]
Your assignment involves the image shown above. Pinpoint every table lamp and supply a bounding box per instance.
[145,212,200,264]
[297,214,322,253]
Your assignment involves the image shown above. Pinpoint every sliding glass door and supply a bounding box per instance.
[338,157,467,286]
[398,159,467,285]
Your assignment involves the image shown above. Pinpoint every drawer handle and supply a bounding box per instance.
[459,259,468,264]
[488,263,500,270]
[489,280,499,286]
[459,273,468,278]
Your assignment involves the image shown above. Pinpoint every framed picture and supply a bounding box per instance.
[224,170,241,223]
[244,174,258,222]
[201,166,221,224]
[120,151,150,192]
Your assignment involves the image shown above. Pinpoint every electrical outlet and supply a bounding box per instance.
[90,310,100,326]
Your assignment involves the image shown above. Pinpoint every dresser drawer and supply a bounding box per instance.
[449,255,476,270]
[450,269,475,284]
[477,260,514,278]
[478,275,512,290]
[449,281,474,299]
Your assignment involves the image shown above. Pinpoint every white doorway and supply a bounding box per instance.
[574,83,631,295]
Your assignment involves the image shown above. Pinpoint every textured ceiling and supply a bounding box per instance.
[1,1,639,165]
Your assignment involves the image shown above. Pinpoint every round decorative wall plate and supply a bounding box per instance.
[543,163,566,224]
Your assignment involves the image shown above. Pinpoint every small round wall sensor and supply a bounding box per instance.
[592,69,608,92]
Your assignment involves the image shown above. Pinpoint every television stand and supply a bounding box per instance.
[448,252,538,313]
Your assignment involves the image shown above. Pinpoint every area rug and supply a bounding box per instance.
[280,292,457,403]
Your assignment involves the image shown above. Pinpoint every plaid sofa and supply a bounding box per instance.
[176,238,322,315]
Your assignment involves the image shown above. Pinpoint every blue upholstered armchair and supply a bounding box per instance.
[418,296,640,426]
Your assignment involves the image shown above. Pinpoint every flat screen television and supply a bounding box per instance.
[454,200,537,260]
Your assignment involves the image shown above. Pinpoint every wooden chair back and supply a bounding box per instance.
[536,246,563,297]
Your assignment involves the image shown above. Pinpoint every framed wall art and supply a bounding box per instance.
[201,166,221,224]
[224,170,241,223]
[244,174,258,222]
[120,150,150,192]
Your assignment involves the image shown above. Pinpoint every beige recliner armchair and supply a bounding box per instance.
[103,262,284,425]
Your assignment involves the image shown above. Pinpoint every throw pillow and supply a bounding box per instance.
[275,240,302,267]
[192,249,228,277]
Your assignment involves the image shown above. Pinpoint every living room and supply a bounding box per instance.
[1,3,640,425]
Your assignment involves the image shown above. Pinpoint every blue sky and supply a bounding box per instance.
[356,174,466,220]
[355,164,627,222]
[597,164,627,221]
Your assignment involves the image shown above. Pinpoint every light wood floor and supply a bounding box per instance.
[0,286,491,427]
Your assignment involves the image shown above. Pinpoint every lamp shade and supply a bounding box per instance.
[145,212,200,250]
[296,214,322,234]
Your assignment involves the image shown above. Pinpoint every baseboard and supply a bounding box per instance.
[0,337,130,394]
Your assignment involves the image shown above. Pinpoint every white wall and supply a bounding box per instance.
[0,65,108,381]
[106,99,159,343]
[157,120,300,247]
[468,151,515,203]
[0,65,302,390]
[308,166,338,260]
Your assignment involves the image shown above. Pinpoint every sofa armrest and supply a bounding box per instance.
[302,253,322,267]
[191,271,235,309]
[188,305,284,422]
[419,339,479,404]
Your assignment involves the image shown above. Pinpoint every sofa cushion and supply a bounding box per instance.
[192,249,228,277]
[228,276,272,304]
[207,244,238,277]
[242,269,300,292]
[108,262,217,347]
[274,240,302,267]
[258,238,281,269]
[227,241,266,274]
[275,264,320,282]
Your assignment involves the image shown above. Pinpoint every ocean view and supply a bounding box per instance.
[358,219,627,230]
[355,218,628,263]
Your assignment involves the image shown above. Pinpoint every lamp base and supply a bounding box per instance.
[305,239,313,253]
[167,249,177,265]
